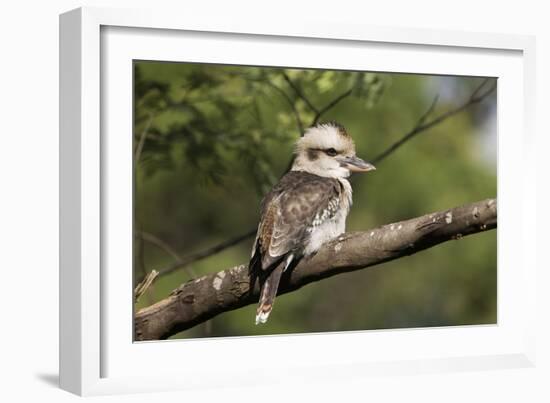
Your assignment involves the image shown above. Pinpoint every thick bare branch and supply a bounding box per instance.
[135,198,497,341]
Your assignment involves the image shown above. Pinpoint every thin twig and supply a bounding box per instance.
[282,72,319,115]
[134,113,154,165]
[282,71,355,128]
[372,79,496,164]
[417,94,440,126]
[157,228,257,278]
[311,88,354,126]
[224,70,305,135]
[262,80,304,135]
[252,98,263,127]
[136,229,147,284]
[469,78,493,101]
[134,270,159,303]
[140,232,184,264]
[139,231,197,280]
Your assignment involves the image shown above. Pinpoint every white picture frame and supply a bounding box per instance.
[59,6,537,396]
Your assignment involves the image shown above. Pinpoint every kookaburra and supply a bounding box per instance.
[249,121,376,324]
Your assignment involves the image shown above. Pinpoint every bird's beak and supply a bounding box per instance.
[339,156,376,173]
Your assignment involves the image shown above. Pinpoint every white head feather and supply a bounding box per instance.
[291,122,363,178]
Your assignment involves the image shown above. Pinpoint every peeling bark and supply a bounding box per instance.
[135,198,497,341]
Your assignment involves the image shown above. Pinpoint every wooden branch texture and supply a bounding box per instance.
[135,198,497,341]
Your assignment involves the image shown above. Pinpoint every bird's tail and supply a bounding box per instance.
[255,262,284,325]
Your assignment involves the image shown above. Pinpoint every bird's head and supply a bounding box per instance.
[292,121,376,178]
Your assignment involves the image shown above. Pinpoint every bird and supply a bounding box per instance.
[249,121,376,325]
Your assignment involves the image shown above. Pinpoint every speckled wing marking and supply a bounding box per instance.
[251,171,342,271]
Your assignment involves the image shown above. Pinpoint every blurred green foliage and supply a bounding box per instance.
[133,61,497,339]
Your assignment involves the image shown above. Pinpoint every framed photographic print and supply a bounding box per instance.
[60,6,536,396]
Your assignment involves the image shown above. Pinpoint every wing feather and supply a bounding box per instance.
[251,171,341,271]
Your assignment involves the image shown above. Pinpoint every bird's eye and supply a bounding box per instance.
[325,148,338,157]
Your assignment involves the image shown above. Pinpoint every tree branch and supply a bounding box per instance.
[135,198,497,341]
[282,72,319,115]
[134,270,159,303]
[261,78,304,135]
[137,231,197,283]
[156,229,257,278]
[372,78,495,164]
[134,112,154,165]
[140,231,184,263]
[311,88,354,126]
[280,71,355,128]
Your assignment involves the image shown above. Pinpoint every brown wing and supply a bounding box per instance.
[250,171,341,271]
